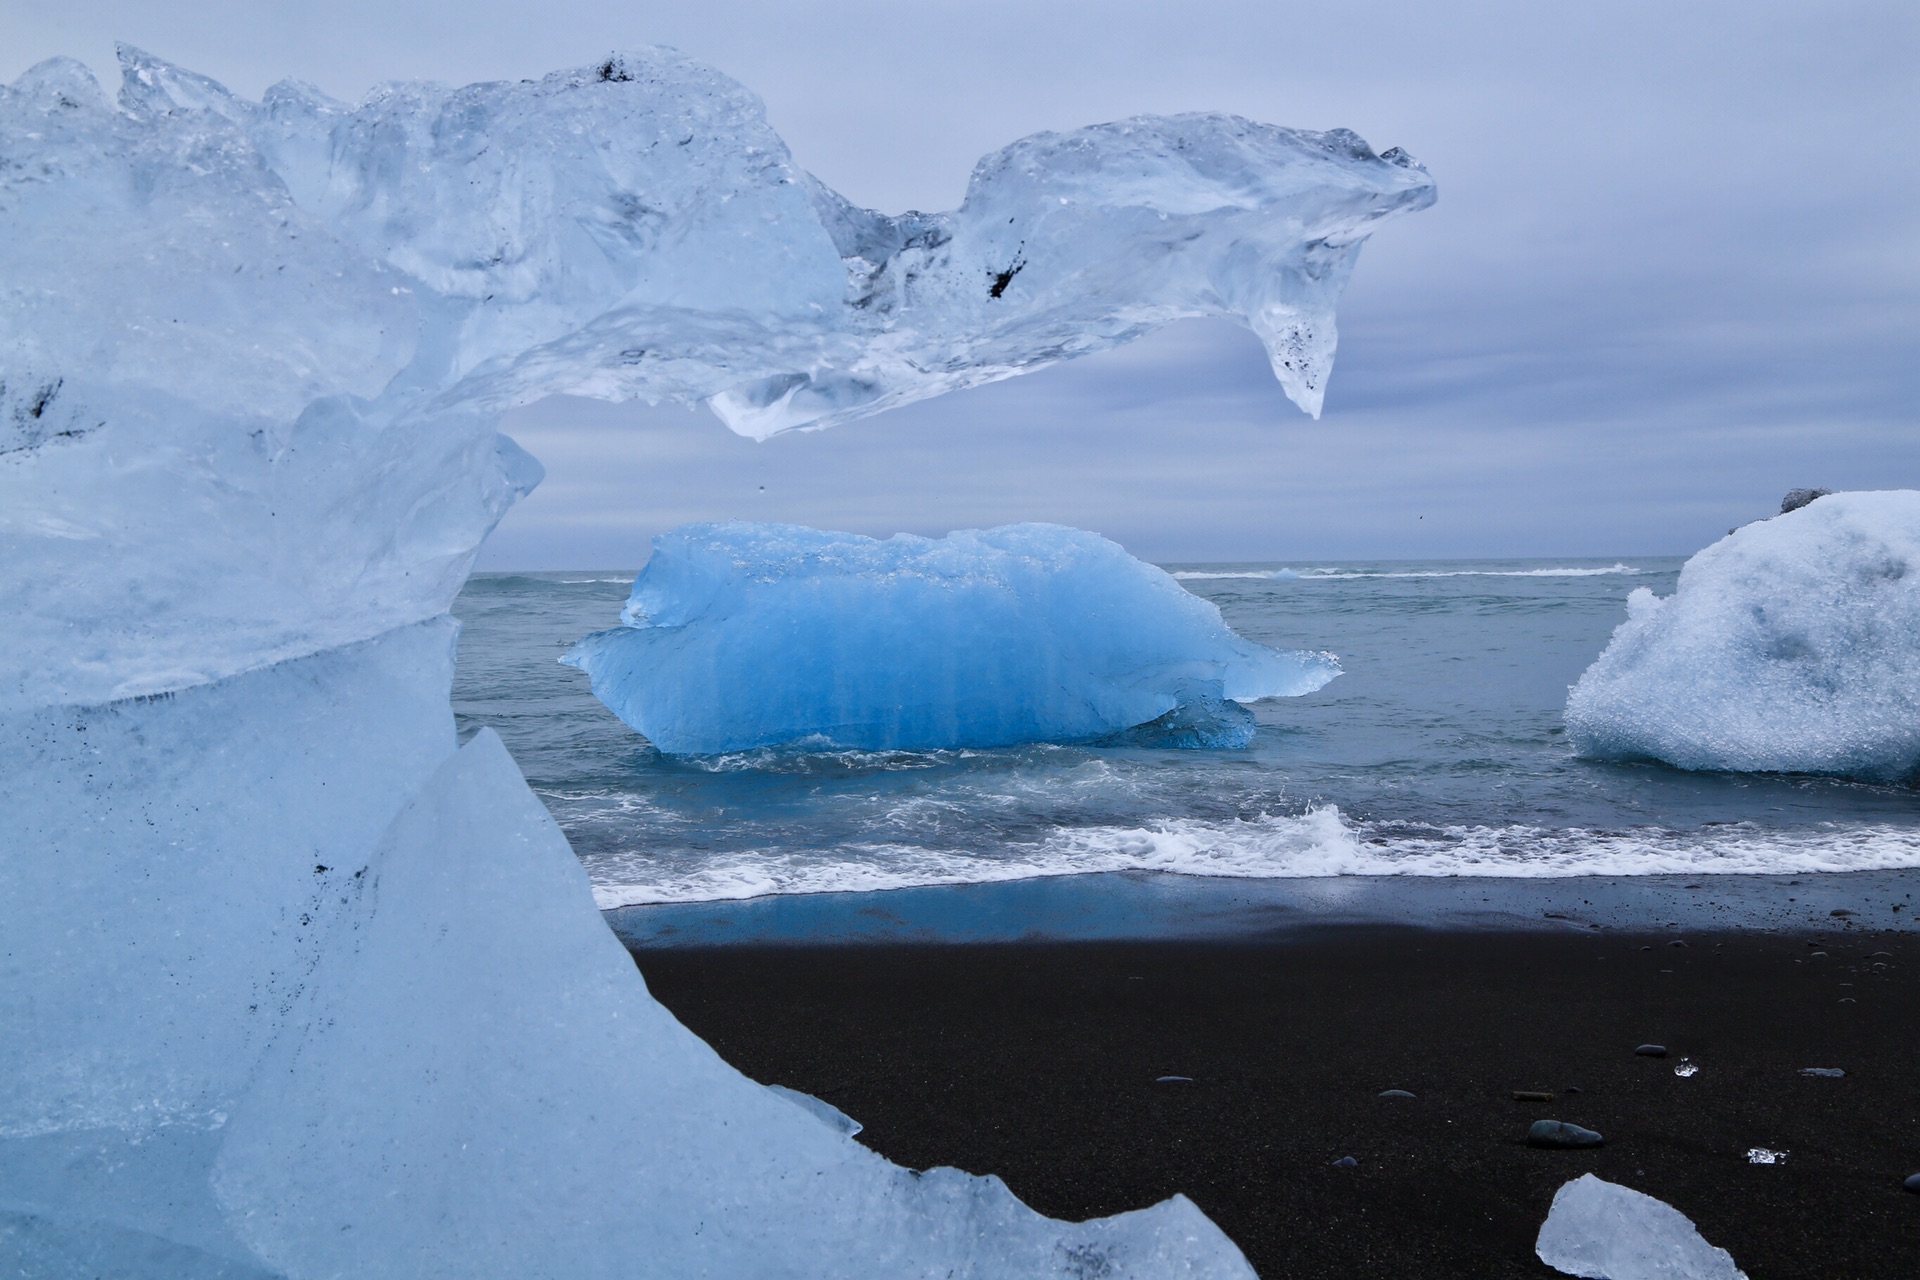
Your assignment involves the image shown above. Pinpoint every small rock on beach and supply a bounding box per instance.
[1529,1120,1605,1149]
[1635,1044,1668,1057]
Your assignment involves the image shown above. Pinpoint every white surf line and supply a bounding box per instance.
[585,813,1920,908]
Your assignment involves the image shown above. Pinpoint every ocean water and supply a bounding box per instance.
[451,560,1920,910]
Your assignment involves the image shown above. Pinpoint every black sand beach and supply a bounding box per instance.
[635,926,1920,1278]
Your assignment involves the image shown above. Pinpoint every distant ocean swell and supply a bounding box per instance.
[582,807,1920,908]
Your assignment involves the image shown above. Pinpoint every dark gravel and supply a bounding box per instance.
[635,925,1920,1278]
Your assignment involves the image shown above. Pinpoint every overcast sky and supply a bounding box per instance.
[7,1,1915,565]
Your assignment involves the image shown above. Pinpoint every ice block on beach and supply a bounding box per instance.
[563,522,1340,753]
[0,40,1424,1278]
[1536,1175,1747,1279]
[1567,491,1920,782]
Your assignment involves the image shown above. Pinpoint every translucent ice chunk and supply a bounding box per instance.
[0,620,459,1144]
[563,522,1340,753]
[2,46,1428,712]
[1567,491,1920,781]
[210,729,1255,1279]
[1536,1175,1747,1279]
[766,1085,864,1138]
[0,42,1425,1277]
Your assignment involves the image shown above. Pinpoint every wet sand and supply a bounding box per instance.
[635,925,1920,1278]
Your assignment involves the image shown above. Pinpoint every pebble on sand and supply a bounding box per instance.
[1903,1174,1920,1194]
[1528,1120,1605,1149]
[1378,1089,1417,1099]
[1154,1075,1193,1084]
[1635,1044,1668,1058]
[1513,1090,1556,1102]
[1799,1067,1846,1078]
[1333,1156,1359,1168]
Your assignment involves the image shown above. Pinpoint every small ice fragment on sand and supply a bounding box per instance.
[1536,1174,1747,1279]
[1799,1067,1846,1078]
[765,1084,863,1137]
[1674,1058,1699,1078]
[1746,1148,1788,1165]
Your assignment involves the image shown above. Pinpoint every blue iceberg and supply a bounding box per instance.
[563,522,1339,754]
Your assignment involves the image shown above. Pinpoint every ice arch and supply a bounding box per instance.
[0,44,1431,1277]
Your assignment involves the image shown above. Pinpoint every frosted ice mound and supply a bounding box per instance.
[1536,1175,1746,1279]
[564,522,1340,753]
[1567,491,1920,781]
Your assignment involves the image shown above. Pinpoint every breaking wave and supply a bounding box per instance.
[584,807,1920,908]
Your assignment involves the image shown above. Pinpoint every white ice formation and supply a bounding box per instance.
[1,42,1429,1278]
[1535,1175,1747,1280]
[563,522,1339,753]
[1567,492,1920,781]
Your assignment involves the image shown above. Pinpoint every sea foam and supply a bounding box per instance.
[582,807,1920,908]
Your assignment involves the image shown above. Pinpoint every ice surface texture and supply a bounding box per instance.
[1567,492,1920,781]
[1536,1175,1746,1279]
[1,41,1426,1278]
[564,522,1339,753]
[211,728,1246,1278]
